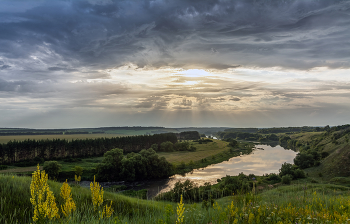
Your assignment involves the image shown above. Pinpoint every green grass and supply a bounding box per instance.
[2,173,350,223]
[58,157,104,172]
[158,139,231,165]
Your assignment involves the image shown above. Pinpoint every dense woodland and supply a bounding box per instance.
[0,133,177,164]
[175,131,201,140]
[96,148,173,181]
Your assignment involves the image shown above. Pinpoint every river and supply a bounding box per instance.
[146,144,297,198]
[80,144,297,198]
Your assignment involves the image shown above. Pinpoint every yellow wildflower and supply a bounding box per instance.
[176,195,185,224]
[30,165,60,222]
[60,179,76,218]
[90,175,104,211]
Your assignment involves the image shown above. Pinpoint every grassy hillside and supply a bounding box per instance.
[2,173,350,223]
[281,126,350,181]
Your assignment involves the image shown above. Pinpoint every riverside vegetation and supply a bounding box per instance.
[1,125,350,223]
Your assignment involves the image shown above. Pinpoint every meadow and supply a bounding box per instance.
[158,139,231,165]
[2,170,350,224]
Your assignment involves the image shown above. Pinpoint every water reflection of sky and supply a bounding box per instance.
[153,145,297,196]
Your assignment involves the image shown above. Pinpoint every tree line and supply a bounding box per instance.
[0,133,177,164]
[96,148,173,181]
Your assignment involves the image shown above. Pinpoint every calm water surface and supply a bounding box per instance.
[147,144,297,197]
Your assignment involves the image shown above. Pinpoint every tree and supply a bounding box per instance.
[293,153,315,169]
[43,161,61,180]
[278,162,294,177]
[96,148,124,181]
[229,139,238,148]
[160,141,174,152]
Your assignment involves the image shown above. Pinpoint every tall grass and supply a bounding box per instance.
[1,173,350,223]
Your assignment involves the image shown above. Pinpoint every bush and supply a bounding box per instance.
[279,163,294,177]
[43,161,62,180]
[311,178,318,183]
[293,169,306,179]
[266,173,281,184]
[74,166,83,176]
[189,146,197,151]
[0,165,7,170]
[294,153,315,169]
[281,175,292,185]
[321,151,330,158]
[160,141,174,152]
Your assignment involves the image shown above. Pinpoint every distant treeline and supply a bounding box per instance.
[0,132,64,136]
[0,126,166,136]
[218,126,332,140]
[224,128,258,133]
[217,131,261,141]
[257,126,320,134]
[176,131,200,140]
[0,133,177,164]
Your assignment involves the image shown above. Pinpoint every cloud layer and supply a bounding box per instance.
[0,0,350,128]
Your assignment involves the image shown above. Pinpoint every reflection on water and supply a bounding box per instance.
[149,144,297,197]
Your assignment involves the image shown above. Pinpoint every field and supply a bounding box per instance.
[158,139,230,165]
[0,133,126,144]
[59,157,105,172]
[0,165,41,174]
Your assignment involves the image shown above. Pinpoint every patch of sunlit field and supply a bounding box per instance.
[0,134,127,144]
[289,131,323,141]
[158,139,230,165]
[59,157,105,172]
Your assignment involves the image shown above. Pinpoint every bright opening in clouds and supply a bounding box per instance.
[0,0,349,128]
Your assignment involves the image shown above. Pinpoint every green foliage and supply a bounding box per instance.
[258,126,318,134]
[294,153,315,169]
[0,133,177,165]
[0,165,7,170]
[293,169,306,179]
[228,139,238,148]
[43,161,62,180]
[174,141,190,151]
[97,148,173,181]
[177,131,200,140]
[120,189,148,199]
[279,162,306,180]
[74,166,83,176]
[281,175,292,184]
[160,141,174,152]
[279,162,294,177]
[264,173,281,184]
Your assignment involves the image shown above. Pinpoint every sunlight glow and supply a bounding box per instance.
[179,69,210,77]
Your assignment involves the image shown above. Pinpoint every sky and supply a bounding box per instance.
[0,0,350,128]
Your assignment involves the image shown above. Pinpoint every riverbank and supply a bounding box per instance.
[168,140,255,175]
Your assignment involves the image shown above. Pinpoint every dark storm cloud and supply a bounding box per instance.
[0,0,349,73]
[230,97,241,102]
[0,65,10,70]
